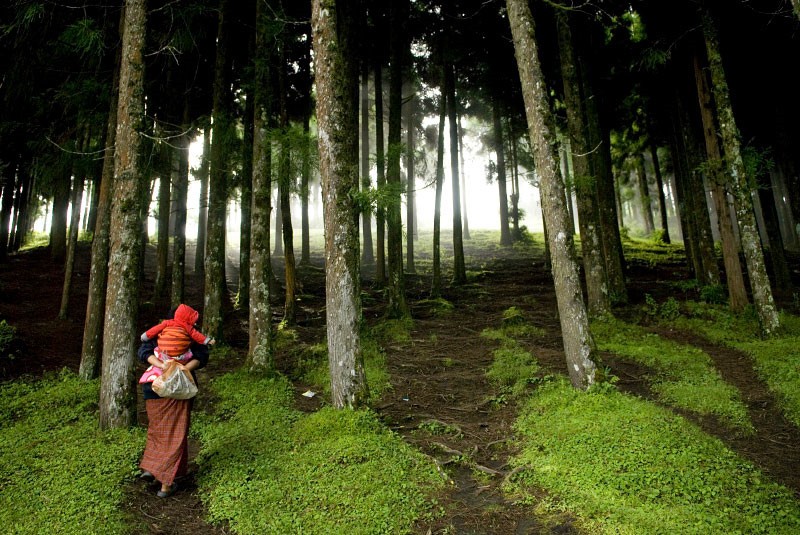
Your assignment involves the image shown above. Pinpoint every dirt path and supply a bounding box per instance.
[651,326,800,497]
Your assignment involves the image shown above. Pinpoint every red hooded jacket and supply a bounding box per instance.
[141,304,210,357]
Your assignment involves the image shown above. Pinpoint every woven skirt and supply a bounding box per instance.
[139,398,191,486]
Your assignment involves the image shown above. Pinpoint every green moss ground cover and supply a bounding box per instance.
[0,372,144,535]
[592,317,753,433]
[193,371,443,534]
[672,304,800,427]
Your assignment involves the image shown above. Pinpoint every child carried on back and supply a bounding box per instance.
[138,304,214,384]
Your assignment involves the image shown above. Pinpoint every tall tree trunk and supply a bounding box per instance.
[374,60,386,284]
[195,126,210,274]
[650,142,671,243]
[457,110,470,240]
[582,67,626,302]
[702,10,779,335]
[509,123,521,240]
[557,10,609,316]
[405,88,416,273]
[312,0,368,408]
[238,87,254,309]
[693,53,748,307]
[360,61,374,265]
[757,184,793,297]
[171,104,191,308]
[493,97,512,246]
[0,159,17,261]
[100,0,147,429]
[444,59,467,285]
[50,168,70,262]
[506,0,597,389]
[11,161,33,253]
[385,0,409,318]
[59,172,85,319]
[80,40,120,380]
[431,91,446,298]
[153,146,171,299]
[247,0,273,371]
[279,35,297,325]
[204,0,234,342]
[301,112,312,265]
[635,154,655,236]
[273,186,283,256]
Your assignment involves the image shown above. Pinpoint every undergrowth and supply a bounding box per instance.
[482,307,543,398]
[507,379,800,534]
[0,371,144,535]
[591,317,753,434]
[671,304,800,427]
[193,371,443,534]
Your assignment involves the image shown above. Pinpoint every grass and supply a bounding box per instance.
[591,316,753,434]
[193,371,444,534]
[482,307,544,398]
[0,371,145,535]
[507,379,800,534]
[671,304,800,428]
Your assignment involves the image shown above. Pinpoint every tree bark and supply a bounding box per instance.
[557,10,609,317]
[444,59,467,285]
[650,142,671,243]
[153,145,171,299]
[195,126,210,274]
[239,86,254,308]
[493,97,512,246]
[278,35,297,325]
[431,91,446,298]
[360,61,374,265]
[635,154,655,236]
[80,40,120,380]
[691,53,745,301]
[247,0,273,371]
[374,59,386,284]
[701,10,779,335]
[405,87,417,273]
[49,168,70,262]
[204,0,234,342]
[457,110,470,241]
[0,159,17,261]
[300,113,312,265]
[386,0,409,318]
[506,0,597,389]
[100,0,147,429]
[171,103,191,308]
[59,172,85,320]
[312,0,369,408]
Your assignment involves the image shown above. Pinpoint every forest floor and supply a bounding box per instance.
[1,237,799,534]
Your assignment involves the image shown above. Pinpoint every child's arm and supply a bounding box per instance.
[141,321,168,342]
[189,327,213,346]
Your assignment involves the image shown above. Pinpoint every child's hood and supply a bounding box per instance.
[174,304,199,326]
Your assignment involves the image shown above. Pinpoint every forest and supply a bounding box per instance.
[1,0,800,533]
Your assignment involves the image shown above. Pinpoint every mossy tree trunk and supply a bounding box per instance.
[493,96,512,247]
[80,41,120,380]
[100,0,147,429]
[312,0,369,408]
[194,126,210,275]
[702,9,779,336]
[247,0,274,372]
[204,0,234,342]
[405,88,416,274]
[153,143,171,300]
[386,0,409,318]
[557,10,609,317]
[360,61,374,266]
[692,52,746,305]
[506,0,597,389]
[649,142,671,243]
[444,59,467,285]
[59,165,85,320]
[374,58,386,284]
[171,100,191,308]
[239,85,254,309]
[431,90,446,298]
